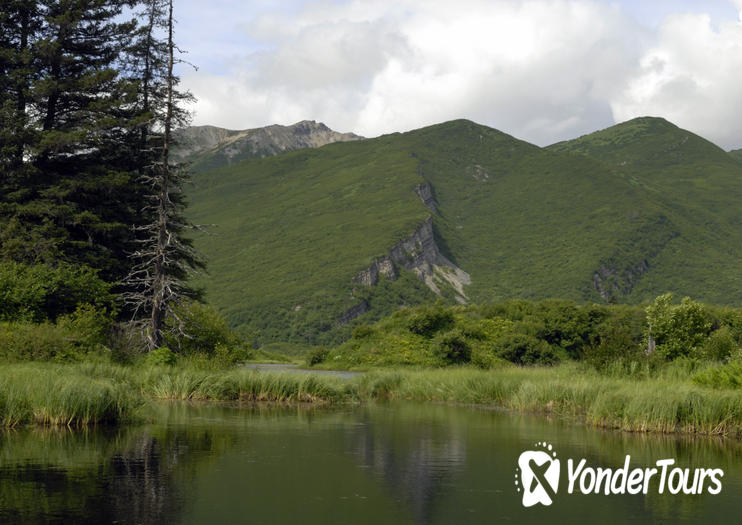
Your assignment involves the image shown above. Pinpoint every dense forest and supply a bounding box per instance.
[0,0,243,362]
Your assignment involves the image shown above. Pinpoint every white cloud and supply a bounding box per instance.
[181,0,742,149]
[612,8,742,149]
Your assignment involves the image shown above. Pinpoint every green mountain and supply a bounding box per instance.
[729,148,742,165]
[186,117,742,344]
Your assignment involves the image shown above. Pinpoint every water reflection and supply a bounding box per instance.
[0,403,740,524]
[0,418,228,524]
[352,406,467,524]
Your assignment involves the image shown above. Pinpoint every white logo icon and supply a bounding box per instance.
[515,442,560,507]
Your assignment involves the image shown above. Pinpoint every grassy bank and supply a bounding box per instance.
[0,363,142,427]
[3,361,742,437]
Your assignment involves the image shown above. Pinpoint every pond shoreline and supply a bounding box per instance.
[2,361,742,438]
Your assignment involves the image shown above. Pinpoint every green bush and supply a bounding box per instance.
[470,346,506,369]
[351,324,375,339]
[433,329,472,364]
[692,360,742,389]
[701,326,737,361]
[145,346,178,366]
[307,346,329,366]
[0,262,115,322]
[165,300,247,357]
[0,304,111,361]
[481,299,533,321]
[407,305,454,337]
[584,314,644,371]
[495,333,558,366]
[646,294,711,360]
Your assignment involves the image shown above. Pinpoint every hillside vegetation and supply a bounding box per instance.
[187,118,742,344]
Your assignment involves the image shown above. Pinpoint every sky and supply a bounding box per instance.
[171,0,742,149]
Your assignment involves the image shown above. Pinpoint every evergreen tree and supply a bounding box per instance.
[0,1,43,249]
[0,1,141,282]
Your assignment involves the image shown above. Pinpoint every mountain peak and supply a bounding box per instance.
[546,116,735,171]
[174,120,363,170]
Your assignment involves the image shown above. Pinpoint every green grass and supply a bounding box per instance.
[0,363,142,427]
[186,118,742,344]
[357,365,742,436]
[4,359,742,436]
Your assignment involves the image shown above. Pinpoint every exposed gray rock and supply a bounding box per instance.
[173,120,363,165]
[335,300,369,327]
[591,215,679,301]
[353,256,397,286]
[353,217,471,303]
[341,214,471,326]
[415,183,437,213]
[593,259,650,300]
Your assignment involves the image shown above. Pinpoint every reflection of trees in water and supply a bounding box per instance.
[104,432,187,524]
[351,408,467,525]
[561,427,742,523]
[0,424,229,524]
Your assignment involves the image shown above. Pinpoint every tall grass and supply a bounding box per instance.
[353,365,742,436]
[0,363,142,427]
[3,361,742,436]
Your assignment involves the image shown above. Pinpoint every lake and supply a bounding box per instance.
[1,401,740,524]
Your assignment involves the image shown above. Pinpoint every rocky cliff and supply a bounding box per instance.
[174,120,363,167]
[353,217,471,304]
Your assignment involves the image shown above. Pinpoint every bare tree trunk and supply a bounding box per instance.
[147,0,175,351]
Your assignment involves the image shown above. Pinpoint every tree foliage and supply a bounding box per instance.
[646,293,711,360]
[0,1,144,282]
[0,1,203,352]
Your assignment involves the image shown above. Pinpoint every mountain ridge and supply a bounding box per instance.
[185,116,742,344]
[175,120,363,171]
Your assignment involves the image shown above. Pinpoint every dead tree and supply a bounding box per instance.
[123,0,203,351]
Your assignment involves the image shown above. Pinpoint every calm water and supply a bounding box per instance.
[1,402,741,524]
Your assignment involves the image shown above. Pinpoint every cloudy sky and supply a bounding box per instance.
[173,0,742,149]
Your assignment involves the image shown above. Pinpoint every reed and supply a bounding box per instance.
[3,361,742,436]
[0,363,143,427]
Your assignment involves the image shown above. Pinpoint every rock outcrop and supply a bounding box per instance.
[353,217,471,303]
[174,120,363,164]
[339,216,470,326]
[415,183,437,213]
[591,215,679,301]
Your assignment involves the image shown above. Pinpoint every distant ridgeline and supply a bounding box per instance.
[183,117,742,345]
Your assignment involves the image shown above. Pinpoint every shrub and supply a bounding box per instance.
[307,347,329,366]
[433,329,472,364]
[0,305,111,361]
[584,317,644,371]
[145,347,178,366]
[481,299,533,321]
[646,294,712,360]
[165,300,246,356]
[351,324,375,339]
[407,305,454,337]
[0,262,115,322]
[692,360,742,389]
[701,327,737,361]
[495,334,558,366]
[471,346,506,369]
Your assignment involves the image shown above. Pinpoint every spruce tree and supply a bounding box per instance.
[0,1,141,282]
